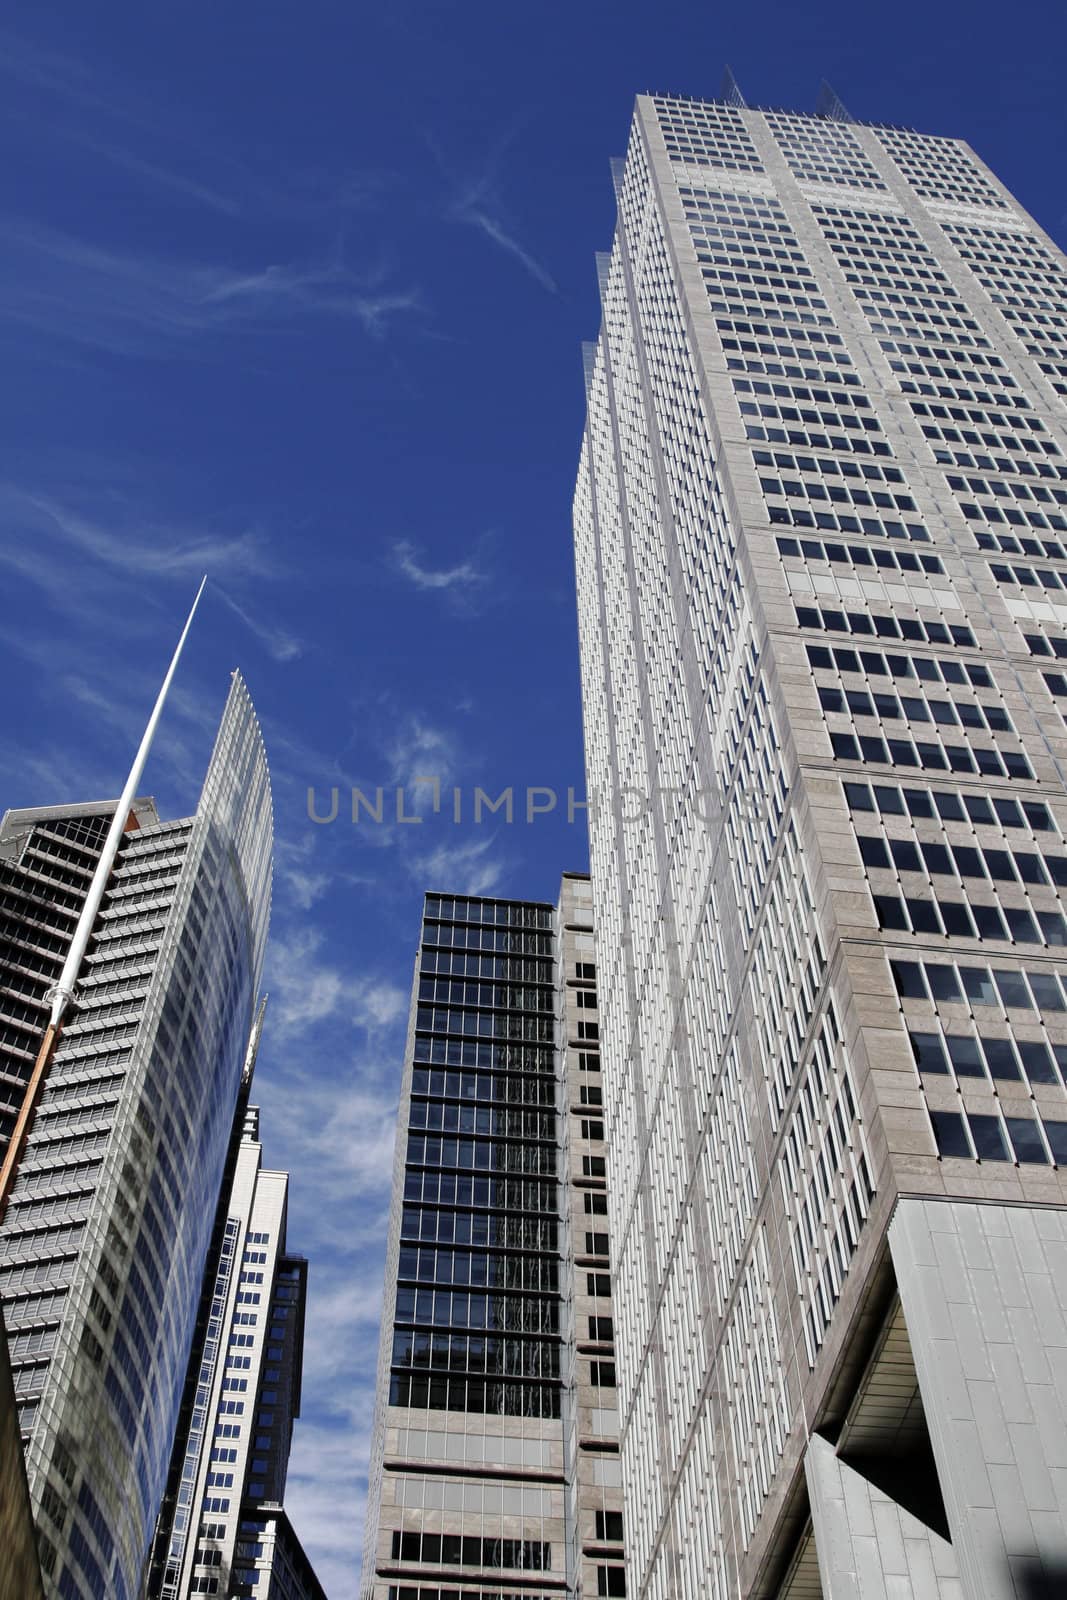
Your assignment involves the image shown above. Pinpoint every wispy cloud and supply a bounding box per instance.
[274,837,334,914]
[265,927,406,1037]
[393,538,485,593]
[0,220,423,356]
[0,486,278,582]
[431,133,557,294]
[213,583,302,662]
[408,834,504,895]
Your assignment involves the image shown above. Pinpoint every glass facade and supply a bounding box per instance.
[362,879,627,1600]
[394,894,561,1426]
[0,673,272,1600]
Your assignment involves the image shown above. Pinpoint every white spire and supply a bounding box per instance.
[47,576,207,1030]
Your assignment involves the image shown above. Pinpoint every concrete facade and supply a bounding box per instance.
[573,89,1067,1600]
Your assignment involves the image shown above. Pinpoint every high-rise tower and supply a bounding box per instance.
[361,876,627,1600]
[146,1079,322,1600]
[0,671,272,1600]
[574,87,1067,1599]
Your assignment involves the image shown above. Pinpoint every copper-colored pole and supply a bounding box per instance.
[0,1025,60,1224]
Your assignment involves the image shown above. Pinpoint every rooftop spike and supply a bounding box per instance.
[46,577,207,1030]
[816,80,853,122]
[719,66,747,109]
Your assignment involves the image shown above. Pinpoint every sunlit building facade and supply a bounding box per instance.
[146,1085,317,1600]
[361,876,627,1600]
[0,673,272,1600]
[574,89,1067,1599]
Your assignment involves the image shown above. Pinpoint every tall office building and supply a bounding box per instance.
[574,85,1067,1599]
[0,672,272,1600]
[146,1077,323,1600]
[361,876,628,1600]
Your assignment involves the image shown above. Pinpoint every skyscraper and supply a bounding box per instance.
[146,1068,322,1600]
[574,86,1067,1598]
[0,671,272,1600]
[361,876,627,1600]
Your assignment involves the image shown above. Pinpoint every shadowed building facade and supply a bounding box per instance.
[574,85,1067,1600]
[361,876,627,1600]
[0,673,272,1600]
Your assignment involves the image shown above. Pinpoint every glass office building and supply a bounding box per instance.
[361,877,627,1600]
[0,673,272,1600]
[574,87,1067,1599]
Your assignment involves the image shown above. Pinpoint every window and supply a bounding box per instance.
[931,1110,971,1158]
[589,1316,614,1341]
[595,1510,624,1543]
[590,1360,617,1387]
[598,1567,627,1597]
[587,1272,611,1296]
[1005,1117,1050,1165]
[968,1114,1010,1162]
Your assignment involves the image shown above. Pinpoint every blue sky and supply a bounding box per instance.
[0,3,1064,1594]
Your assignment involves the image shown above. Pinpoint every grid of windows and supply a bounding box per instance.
[391,899,562,1422]
[875,127,1007,210]
[766,113,886,191]
[653,98,763,172]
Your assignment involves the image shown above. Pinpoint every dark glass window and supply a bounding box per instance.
[891,961,927,999]
[910,1032,948,1073]
[968,1114,1010,1162]
[960,966,996,1005]
[946,1036,985,1078]
[1005,1117,1050,1165]
[931,1111,971,1159]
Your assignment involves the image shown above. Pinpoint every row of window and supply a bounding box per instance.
[919,416,1059,459]
[753,446,904,484]
[422,924,551,955]
[892,958,1067,1016]
[391,1533,550,1570]
[820,684,1011,733]
[859,832,1067,889]
[844,780,1055,832]
[388,1589,565,1600]
[405,1137,556,1175]
[1024,632,1067,660]
[930,1107,1067,1166]
[408,1103,555,1141]
[769,505,928,539]
[388,1372,560,1418]
[402,1171,556,1213]
[795,603,975,648]
[991,560,1067,592]
[401,1208,557,1251]
[778,534,943,574]
[413,1037,553,1073]
[420,950,553,982]
[414,1008,553,1043]
[831,730,1031,781]
[875,893,1067,947]
[418,977,554,1014]
[397,1247,559,1291]
[962,495,1067,539]
[746,418,893,455]
[425,900,552,928]
[909,1028,1067,1088]
[394,1285,559,1333]
[392,1329,559,1378]
[808,642,994,690]
[410,1069,553,1107]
